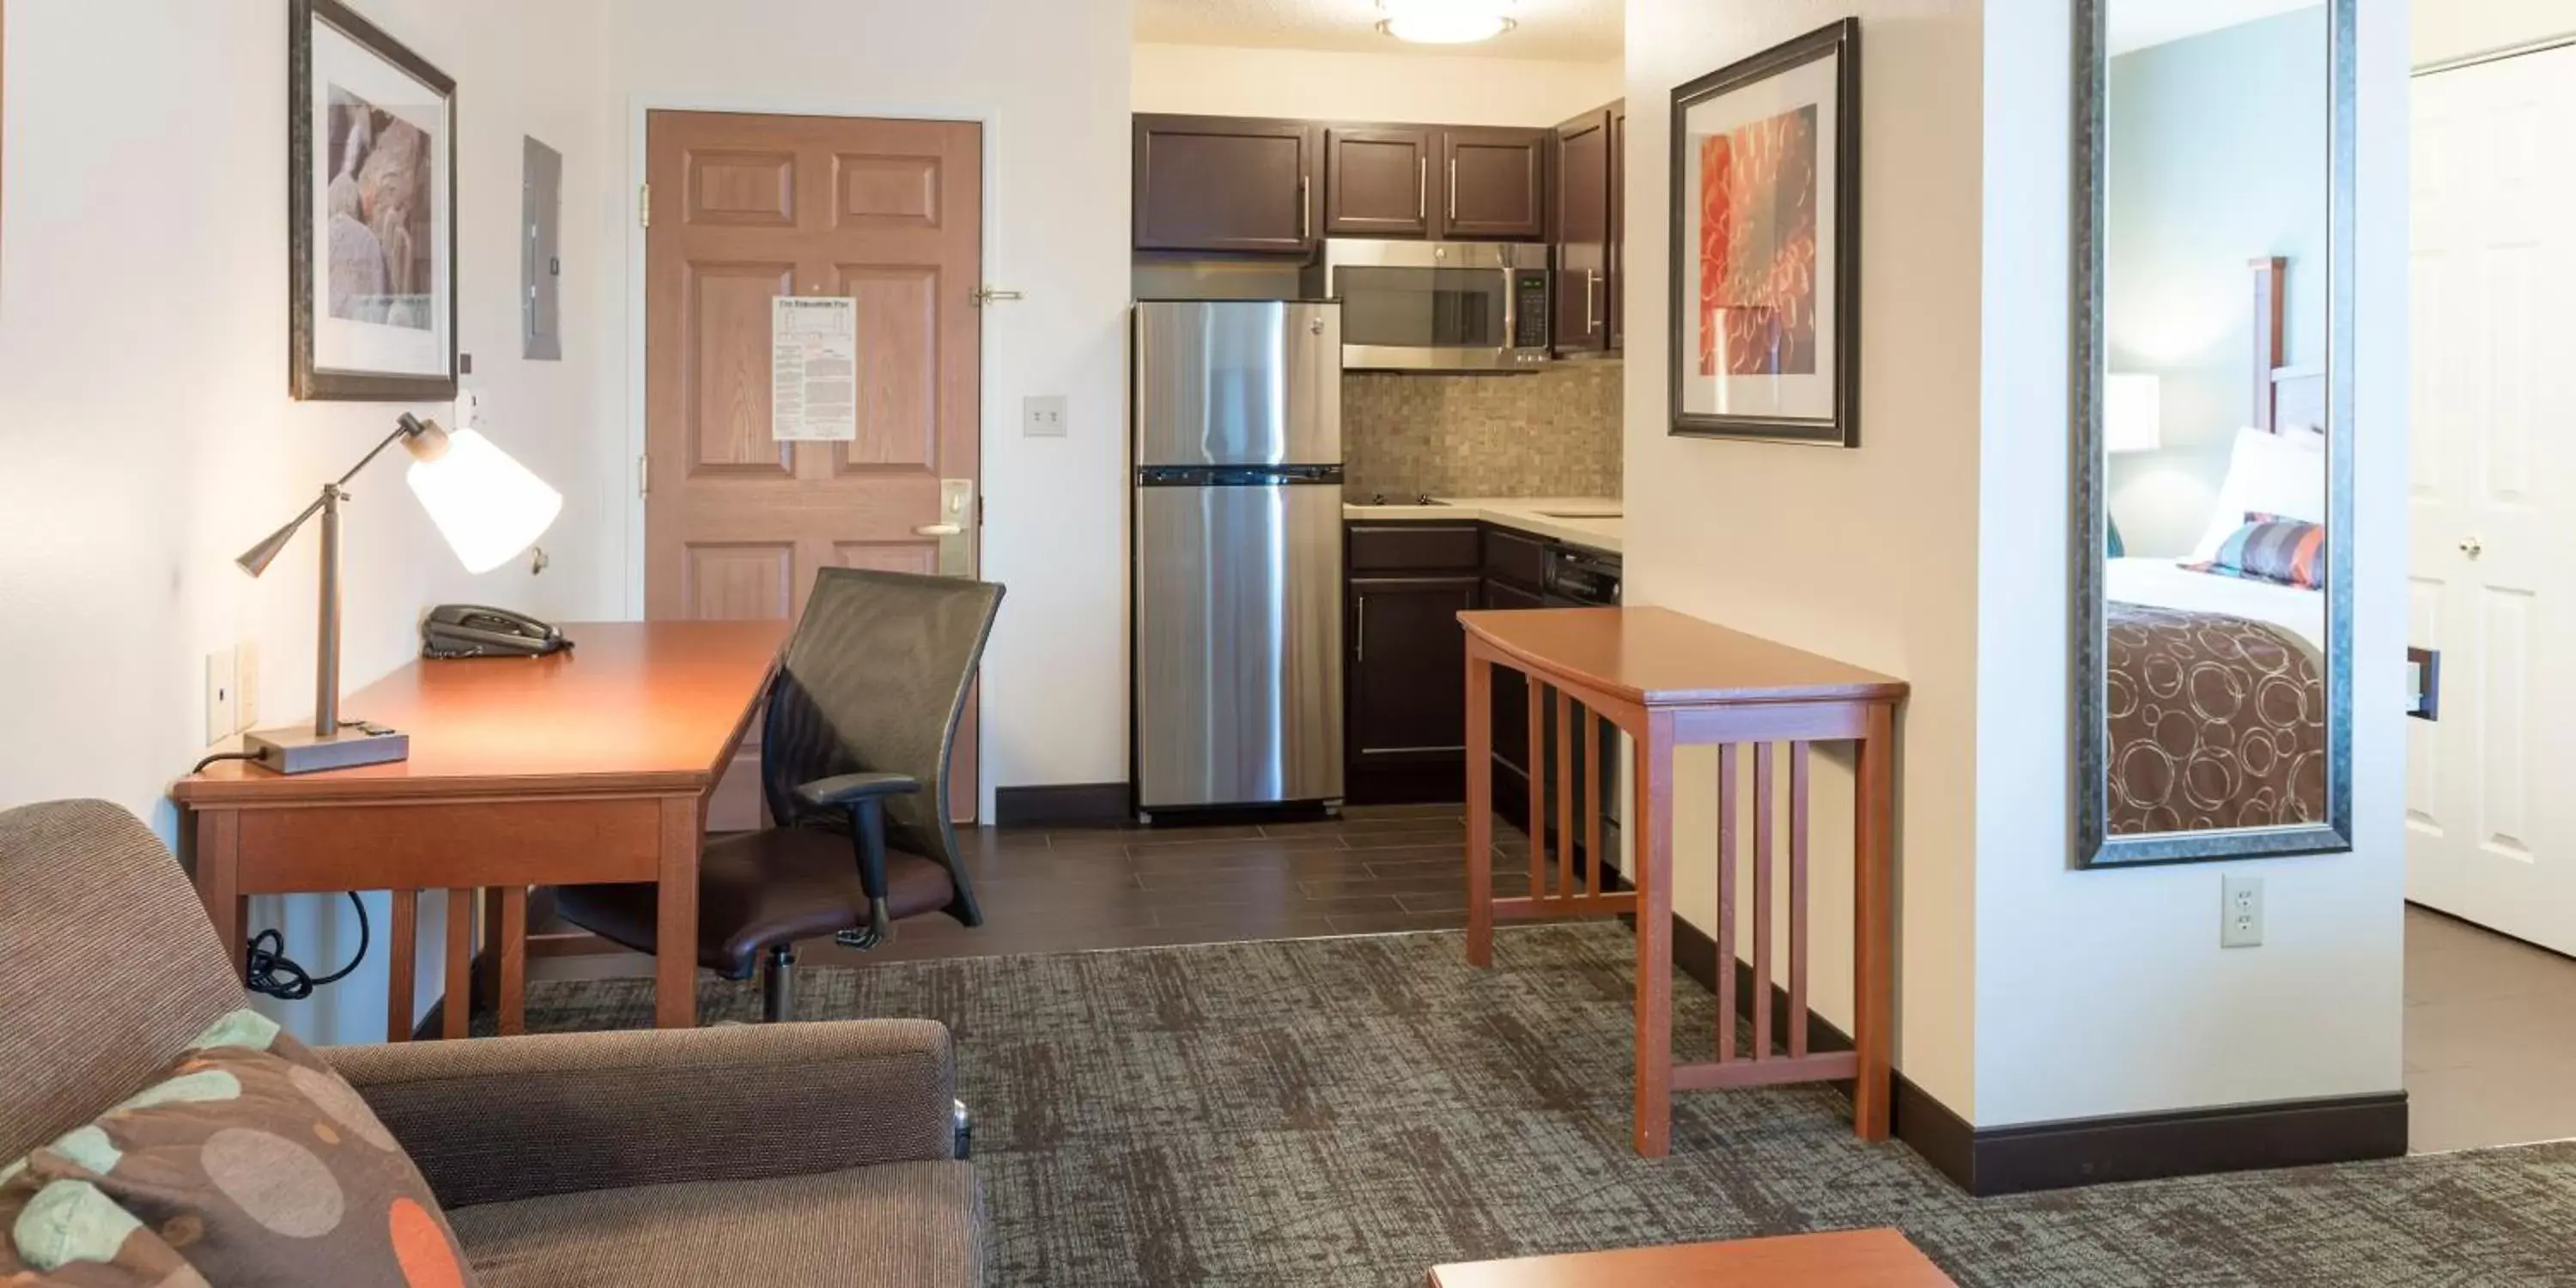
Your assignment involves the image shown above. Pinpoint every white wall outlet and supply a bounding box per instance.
[1023,394,1068,438]
[235,639,261,731]
[204,647,240,746]
[454,388,485,431]
[2221,873,2264,949]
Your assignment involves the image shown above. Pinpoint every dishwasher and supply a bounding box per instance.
[1534,544,1625,878]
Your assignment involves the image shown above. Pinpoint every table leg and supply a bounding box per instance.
[191,809,246,985]
[1464,649,1495,968]
[442,890,473,1040]
[473,888,504,1012]
[497,886,528,1037]
[1853,704,1897,1141]
[1633,712,1676,1157]
[387,890,418,1044]
[654,795,700,1029]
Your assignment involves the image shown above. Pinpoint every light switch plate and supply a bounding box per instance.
[204,647,240,746]
[236,639,261,731]
[1023,395,1067,438]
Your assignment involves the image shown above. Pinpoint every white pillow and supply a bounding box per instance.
[2188,427,2325,562]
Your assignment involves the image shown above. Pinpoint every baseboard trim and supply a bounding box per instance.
[1662,914,2406,1195]
[993,783,1130,828]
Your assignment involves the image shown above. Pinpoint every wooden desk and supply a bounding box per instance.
[172,621,787,1041]
[1429,1229,1957,1287]
[1460,608,1906,1157]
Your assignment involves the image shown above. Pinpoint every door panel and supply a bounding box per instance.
[1133,115,1315,254]
[1326,127,1434,239]
[1135,483,1346,809]
[1441,127,1548,241]
[1132,301,1341,466]
[2407,51,2576,950]
[1608,102,1627,352]
[1349,575,1477,762]
[647,111,982,826]
[1552,109,1611,354]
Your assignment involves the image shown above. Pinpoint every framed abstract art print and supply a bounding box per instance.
[1668,19,1862,446]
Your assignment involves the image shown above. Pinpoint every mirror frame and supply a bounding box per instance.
[2070,0,2358,868]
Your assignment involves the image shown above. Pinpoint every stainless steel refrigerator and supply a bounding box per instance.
[1132,300,1345,816]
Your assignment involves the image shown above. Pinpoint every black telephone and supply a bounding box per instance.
[422,605,571,659]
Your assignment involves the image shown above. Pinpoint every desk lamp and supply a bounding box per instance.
[233,414,562,774]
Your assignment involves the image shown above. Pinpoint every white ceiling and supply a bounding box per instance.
[1135,0,1624,63]
[2108,0,2322,55]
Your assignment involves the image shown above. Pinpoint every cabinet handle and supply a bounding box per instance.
[1447,159,1458,222]
[1585,270,1601,334]
[1355,596,1366,662]
[1299,175,1311,241]
[1417,158,1427,222]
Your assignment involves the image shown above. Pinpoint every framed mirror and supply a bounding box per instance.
[2072,0,2356,867]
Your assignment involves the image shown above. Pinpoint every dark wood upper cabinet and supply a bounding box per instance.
[1607,101,1627,352]
[1133,114,1317,254]
[1552,108,1613,354]
[1324,127,1435,239]
[1439,126,1549,241]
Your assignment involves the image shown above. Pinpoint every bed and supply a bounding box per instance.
[2103,258,2327,835]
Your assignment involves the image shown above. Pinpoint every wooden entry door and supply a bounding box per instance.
[2406,49,2576,950]
[646,111,982,823]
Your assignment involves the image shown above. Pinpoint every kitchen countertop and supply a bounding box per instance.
[1341,496,1623,555]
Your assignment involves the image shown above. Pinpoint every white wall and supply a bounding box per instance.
[606,0,1135,812]
[2415,0,2573,65]
[1623,0,1989,1115]
[1134,41,1622,124]
[0,0,621,1043]
[1970,0,2408,1127]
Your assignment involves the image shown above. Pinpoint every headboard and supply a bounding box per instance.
[2251,255,2325,434]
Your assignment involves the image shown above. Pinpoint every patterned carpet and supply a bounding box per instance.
[514,924,2576,1286]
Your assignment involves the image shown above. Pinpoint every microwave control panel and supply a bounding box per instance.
[1513,271,1551,349]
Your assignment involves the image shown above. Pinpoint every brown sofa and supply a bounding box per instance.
[0,799,983,1286]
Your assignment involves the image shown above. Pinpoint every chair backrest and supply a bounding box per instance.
[761,568,1005,906]
[0,799,245,1162]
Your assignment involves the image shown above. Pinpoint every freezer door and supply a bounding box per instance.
[1135,481,1346,809]
[1133,301,1341,467]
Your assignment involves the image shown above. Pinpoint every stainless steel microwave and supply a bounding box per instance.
[1305,240,1552,373]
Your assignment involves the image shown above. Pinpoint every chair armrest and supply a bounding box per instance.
[324,1018,958,1211]
[791,771,921,813]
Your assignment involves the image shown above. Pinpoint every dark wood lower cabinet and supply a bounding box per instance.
[1349,575,1479,794]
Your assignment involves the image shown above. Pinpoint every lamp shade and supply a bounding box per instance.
[2106,373,2163,454]
[1377,0,1516,43]
[404,428,562,574]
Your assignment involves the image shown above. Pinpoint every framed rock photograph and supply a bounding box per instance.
[1668,19,1862,446]
[290,0,456,402]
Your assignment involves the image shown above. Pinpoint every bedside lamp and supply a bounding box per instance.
[234,414,562,774]
[2106,373,2163,455]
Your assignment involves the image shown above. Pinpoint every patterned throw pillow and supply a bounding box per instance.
[2184,512,2324,589]
[3,1011,475,1288]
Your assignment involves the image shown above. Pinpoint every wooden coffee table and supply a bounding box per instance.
[1428,1229,1957,1287]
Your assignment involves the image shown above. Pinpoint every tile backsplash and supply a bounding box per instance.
[1341,363,1624,503]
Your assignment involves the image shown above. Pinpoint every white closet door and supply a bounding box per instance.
[2406,46,2576,950]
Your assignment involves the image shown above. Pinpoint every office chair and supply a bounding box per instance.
[556,567,1005,1021]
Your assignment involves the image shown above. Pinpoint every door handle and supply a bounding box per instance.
[1417,158,1427,222]
[2460,536,2485,559]
[1447,159,1458,222]
[914,523,965,538]
[1299,176,1311,241]
[1355,596,1366,663]
[923,478,975,577]
[1585,270,1601,334]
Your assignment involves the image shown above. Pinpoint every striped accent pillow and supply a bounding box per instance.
[2185,513,2324,589]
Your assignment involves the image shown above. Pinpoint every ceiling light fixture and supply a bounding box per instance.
[1376,0,1516,45]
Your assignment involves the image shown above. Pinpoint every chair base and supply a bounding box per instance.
[762,945,794,1023]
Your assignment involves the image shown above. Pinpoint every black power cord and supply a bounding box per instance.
[188,750,372,1000]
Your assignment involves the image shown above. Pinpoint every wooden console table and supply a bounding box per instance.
[1460,607,1906,1157]
[173,621,786,1041]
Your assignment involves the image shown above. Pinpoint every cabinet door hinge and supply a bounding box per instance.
[639,182,653,229]
[638,454,651,498]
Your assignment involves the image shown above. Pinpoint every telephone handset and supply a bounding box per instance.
[422,605,571,659]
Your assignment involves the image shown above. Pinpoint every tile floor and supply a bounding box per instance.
[2405,902,2576,1153]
